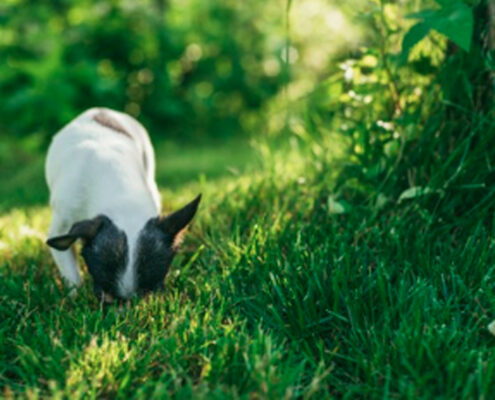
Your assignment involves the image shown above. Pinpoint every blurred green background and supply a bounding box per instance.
[0,0,279,141]
[0,0,346,142]
[0,0,369,210]
[0,0,374,143]
[0,0,493,218]
[3,1,495,398]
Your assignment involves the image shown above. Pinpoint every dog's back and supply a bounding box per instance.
[46,107,161,223]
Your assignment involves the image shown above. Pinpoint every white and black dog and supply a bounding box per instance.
[45,108,200,302]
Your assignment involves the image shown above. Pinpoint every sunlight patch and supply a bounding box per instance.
[65,334,134,395]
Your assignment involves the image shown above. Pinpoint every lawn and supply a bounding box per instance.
[2,132,495,399]
[2,0,495,397]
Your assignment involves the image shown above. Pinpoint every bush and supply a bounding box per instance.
[0,0,285,142]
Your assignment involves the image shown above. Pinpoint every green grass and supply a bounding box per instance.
[2,135,495,399]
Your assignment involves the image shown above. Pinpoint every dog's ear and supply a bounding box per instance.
[47,216,105,251]
[158,194,201,249]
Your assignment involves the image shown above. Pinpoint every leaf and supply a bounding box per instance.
[429,1,473,51]
[406,9,439,21]
[401,0,473,62]
[401,22,431,63]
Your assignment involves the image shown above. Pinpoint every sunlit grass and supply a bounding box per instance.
[3,134,495,398]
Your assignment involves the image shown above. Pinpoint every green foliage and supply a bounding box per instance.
[401,0,474,61]
[299,0,494,225]
[0,0,285,141]
[2,0,495,397]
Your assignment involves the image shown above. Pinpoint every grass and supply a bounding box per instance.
[2,133,495,399]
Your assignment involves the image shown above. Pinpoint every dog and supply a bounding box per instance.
[45,107,200,302]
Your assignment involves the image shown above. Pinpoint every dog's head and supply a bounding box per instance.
[47,195,201,302]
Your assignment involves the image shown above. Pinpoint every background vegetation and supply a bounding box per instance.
[2,0,495,398]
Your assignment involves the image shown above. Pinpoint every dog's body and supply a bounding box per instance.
[46,108,200,300]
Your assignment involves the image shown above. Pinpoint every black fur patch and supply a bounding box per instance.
[133,195,201,294]
[81,216,128,299]
[135,219,175,294]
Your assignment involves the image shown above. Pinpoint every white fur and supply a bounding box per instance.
[46,107,162,297]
